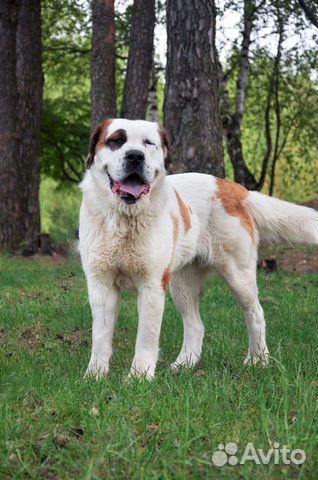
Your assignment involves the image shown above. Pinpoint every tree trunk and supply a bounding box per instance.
[219,0,260,189]
[297,0,318,28]
[164,0,224,177]
[0,0,42,252]
[91,0,117,129]
[147,60,159,122]
[16,0,42,252]
[121,0,156,119]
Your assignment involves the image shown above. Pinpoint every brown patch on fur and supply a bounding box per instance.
[216,178,256,243]
[174,190,192,233]
[161,214,180,291]
[170,213,179,248]
[105,128,127,151]
[162,267,172,292]
[86,119,113,168]
[159,128,171,172]
[95,119,113,153]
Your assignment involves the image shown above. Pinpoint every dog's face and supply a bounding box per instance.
[86,119,170,206]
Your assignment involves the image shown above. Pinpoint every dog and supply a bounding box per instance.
[79,118,318,380]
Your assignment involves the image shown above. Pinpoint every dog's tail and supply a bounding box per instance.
[245,191,318,245]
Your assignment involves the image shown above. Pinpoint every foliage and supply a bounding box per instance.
[218,0,318,201]
[41,0,91,184]
[40,177,81,243]
[0,255,317,478]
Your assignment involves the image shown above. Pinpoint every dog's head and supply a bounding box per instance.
[86,119,171,206]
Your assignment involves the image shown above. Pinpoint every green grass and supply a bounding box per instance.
[0,254,317,479]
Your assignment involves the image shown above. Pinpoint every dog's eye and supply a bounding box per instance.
[144,139,155,146]
[106,138,125,150]
[107,138,124,147]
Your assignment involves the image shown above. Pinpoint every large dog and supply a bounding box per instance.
[79,118,318,380]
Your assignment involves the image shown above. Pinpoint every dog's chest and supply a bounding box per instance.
[88,225,151,281]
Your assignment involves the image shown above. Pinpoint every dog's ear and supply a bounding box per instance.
[159,128,172,173]
[85,124,103,169]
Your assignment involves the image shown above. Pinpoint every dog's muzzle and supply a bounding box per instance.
[108,150,150,204]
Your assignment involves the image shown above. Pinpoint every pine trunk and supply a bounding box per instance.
[0,0,42,252]
[121,0,156,119]
[164,0,224,176]
[91,0,117,129]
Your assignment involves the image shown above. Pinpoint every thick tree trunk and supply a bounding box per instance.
[16,0,42,252]
[121,0,156,119]
[0,0,42,252]
[91,0,117,129]
[164,0,224,177]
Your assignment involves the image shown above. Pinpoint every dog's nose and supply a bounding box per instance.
[125,149,145,166]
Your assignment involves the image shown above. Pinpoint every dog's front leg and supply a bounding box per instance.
[129,285,165,380]
[85,279,120,379]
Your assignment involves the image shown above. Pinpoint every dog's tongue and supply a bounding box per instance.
[112,178,150,199]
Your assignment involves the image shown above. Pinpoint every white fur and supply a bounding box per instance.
[79,119,317,380]
[246,191,318,245]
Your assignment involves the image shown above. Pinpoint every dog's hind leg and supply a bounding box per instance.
[216,254,269,366]
[170,265,206,370]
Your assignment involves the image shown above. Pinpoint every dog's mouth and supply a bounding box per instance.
[108,173,150,205]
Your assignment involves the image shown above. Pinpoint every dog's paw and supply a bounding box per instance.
[127,357,155,382]
[84,357,109,380]
[171,352,200,372]
[244,348,269,367]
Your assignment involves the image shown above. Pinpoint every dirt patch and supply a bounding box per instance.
[259,246,317,274]
[55,328,89,349]
[27,253,67,266]
[0,327,5,341]
[19,325,48,349]
[276,250,317,273]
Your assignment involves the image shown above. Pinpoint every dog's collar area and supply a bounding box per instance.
[107,172,150,203]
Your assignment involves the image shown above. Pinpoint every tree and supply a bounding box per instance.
[218,0,317,195]
[219,0,266,189]
[164,0,224,177]
[91,0,117,129]
[0,0,42,252]
[297,0,318,28]
[121,0,156,119]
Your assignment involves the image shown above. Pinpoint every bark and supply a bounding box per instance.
[297,0,318,28]
[16,0,42,252]
[164,0,224,177]
[147,61,159,122]
[121,0,156,119]
[0,0,42,252]
[91,0,117,129]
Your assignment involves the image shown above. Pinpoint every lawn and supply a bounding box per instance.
[0,253,317,479]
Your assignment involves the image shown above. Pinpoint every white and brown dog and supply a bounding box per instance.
[79,118,318,380]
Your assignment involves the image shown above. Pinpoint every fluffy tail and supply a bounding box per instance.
[245,191,318,245]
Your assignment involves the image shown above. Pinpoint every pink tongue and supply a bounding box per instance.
[112,180,150,199]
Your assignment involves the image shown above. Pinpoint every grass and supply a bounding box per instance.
[0,253,317,479]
